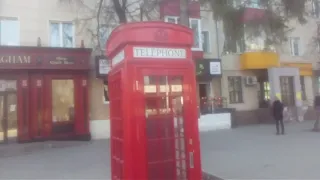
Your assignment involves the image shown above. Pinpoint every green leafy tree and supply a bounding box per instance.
[201,0,308,53]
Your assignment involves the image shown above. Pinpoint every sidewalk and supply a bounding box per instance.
[200,120,320,179]
[0,140,91,158]
[1,120,318,179]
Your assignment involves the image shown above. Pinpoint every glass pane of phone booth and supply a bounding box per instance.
[144,75,187,180]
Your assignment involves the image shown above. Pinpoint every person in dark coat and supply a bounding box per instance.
[272,97,285,135]
[313,96,320,131]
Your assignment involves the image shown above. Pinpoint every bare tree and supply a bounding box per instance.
[201,0,309,53]
[59,0,161,53]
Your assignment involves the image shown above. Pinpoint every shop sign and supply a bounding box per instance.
[196,59,221,81]
[49,56,74,65]
[99,59,110,75]
[133,47,186,59]
[209,61,221,75]
[0,55,31,64]
[96,55,111,78]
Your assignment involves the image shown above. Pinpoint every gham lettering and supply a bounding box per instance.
[0,55,31,64]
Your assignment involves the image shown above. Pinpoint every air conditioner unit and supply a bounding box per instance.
[244,76,257,86]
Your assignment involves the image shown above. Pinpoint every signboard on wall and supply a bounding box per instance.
[209,61,221,75]
[95,55,110,78]
[133,47,186,59]
[195,58,221,81]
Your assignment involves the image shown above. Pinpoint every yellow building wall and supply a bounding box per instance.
[88,77,110,120]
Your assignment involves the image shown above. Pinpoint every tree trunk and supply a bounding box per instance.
[179,0,189,26]
[112,0,127,23]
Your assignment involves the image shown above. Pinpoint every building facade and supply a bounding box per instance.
[0,0,95,143]
[219,0,319,124]
[0,0,318,142]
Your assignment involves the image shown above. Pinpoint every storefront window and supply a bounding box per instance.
[0,80,17,143]
[228,76,243,104]
[52,80,75,123]
[280,76,295,106]
[263,82,270,100]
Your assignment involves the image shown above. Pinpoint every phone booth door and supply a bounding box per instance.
[140,69,197,180]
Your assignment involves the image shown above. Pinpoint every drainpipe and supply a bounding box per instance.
[215,19,223,99]
[215,19,220,58]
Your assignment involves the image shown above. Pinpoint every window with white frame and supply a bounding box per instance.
[165,16,179,24]
[0,17,19,46]
[313,0,320,18]
[289,37,300,56]
[190,18,202,50]
[201,31,210,53]
[50,22,74,48]
[247,0,261,8]
[164,16,202,50]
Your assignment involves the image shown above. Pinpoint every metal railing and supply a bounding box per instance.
[198,97,228,115]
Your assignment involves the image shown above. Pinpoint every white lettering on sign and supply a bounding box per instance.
[112,50,125,67]
[133,47,186,59]
[99,59,110,74]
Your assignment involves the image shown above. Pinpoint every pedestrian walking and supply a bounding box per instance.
[272,97,285,135]
[313,96,320,131]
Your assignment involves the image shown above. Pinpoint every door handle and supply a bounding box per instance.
[189,151,194,168]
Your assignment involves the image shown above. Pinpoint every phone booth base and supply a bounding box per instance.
[106,22,202,180]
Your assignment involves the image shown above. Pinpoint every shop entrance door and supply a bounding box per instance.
[30,74,76,139]
[140,69,199,180]
[45,75,76,137]
[0,81,18,144]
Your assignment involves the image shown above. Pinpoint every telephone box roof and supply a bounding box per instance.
[105,21,194,59]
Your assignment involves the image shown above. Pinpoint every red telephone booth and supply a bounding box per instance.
[106,21,202,180]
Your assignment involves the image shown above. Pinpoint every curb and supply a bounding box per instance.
[202,171,224,180]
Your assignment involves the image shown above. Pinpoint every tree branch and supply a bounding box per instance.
[97,0,104,55]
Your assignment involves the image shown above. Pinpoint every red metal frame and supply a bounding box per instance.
[0,46,91,143]
[106,22,202,180]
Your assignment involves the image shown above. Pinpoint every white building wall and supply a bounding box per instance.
[217,7,319,111]
[200,10,224,59]
[2,0,317,136]
[0,0,95,47]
